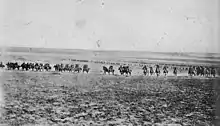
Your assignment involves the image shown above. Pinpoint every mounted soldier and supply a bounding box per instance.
[21,62,28,71]
[163,65,168,76]
[142,65,149,76]
[188,66,196,76]
[118,65,124,75]
[173,67,177,76]
[149,66,154,76]
[83,64,90,73]
[0,62,5,68]
[53,64,59,71]
[108,65,115,75]
[69,64,75,72]
[29,62,35,71]
[122,65,132,76]
[73,64,82,73]
[64,64,70,72]
[44,63,51,71]
[210,67,216,77]
[204,67,211,77]
[39,63,44,71]
[155,64,160,77]
[103,66,109,74]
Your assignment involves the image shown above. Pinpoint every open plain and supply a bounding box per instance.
[0,47,220,126]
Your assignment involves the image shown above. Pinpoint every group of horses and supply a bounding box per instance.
[188,65,216,77]
[53,63,90,73]
[102,65,132,75]
[142,64,170,76]
[102,64,217,77]
[0,61,217,77]
[1,61,52,71]
[0,61,90,73]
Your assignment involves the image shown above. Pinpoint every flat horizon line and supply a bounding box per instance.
[0,46,220,55]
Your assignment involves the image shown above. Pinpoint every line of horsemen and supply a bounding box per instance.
[0,61,217,77]
[0,61,90,73]
[103,64,216,77]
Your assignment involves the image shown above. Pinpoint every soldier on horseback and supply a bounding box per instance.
[103,66,109,74]
[149,66,154,76]
[155,64,160,77]
[0,62,5,68]
[173,67,177,76]
[210,67,216,77]
[108,65,115,75]
[188,66,196,76]
[118,65,124,75]
[142,65,149,76]
[163,65,168,76]
[83,64,90,73]
[74,64,82,73]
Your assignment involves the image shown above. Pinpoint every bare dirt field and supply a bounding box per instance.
[0,47,220,126]
[0,71,219,126]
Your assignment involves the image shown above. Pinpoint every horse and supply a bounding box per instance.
[29,63,35,71]
[155,65,160,77]
[118,65,124,75]
[163,65,168,76]
[103,66,109,74]
[0,62,5,68]
[64,64,70,72]
[9,62,20,70]
[73,64,82,73]
[149,66,154,76]
[6,62,17,70]
[142,65,149,76]
[44,63,51,71]
[118,65,131,76]
[188,66,196,76]
[204,67,211,77]
[83,64,90,73]
[173,67,177,76]
[108,66,115,75]
[210,67,216,77]
[34,63,42,71]
[53,64,60,72]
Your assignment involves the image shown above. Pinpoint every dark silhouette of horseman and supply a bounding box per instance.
[44,63,51,71]
[64,64,70,72]
[149,66,154,76]
[0,62,5,68]
[142,65,149,76]
[53,64,57,71]
[118,65,131,75]
[103,66,109,74]
[188,66,196,76]
[29,63,35,71]
[6,62,20,70]
[108,66,115,75]
[163,65,168,76]
[155,64,160,77]
[204,67,211,77]
[73,64,82,73]
[34,63,41,71]
[83,64,90,73]
[210,67,216,77]
[173,67,177,76]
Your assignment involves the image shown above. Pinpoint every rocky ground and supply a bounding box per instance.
[0,71,219,126]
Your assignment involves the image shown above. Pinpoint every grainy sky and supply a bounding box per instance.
[0,0,219,53]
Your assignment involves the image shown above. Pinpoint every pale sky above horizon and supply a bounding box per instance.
[0,0,219,53]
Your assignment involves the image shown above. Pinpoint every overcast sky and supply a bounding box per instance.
[0,0,219,53]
